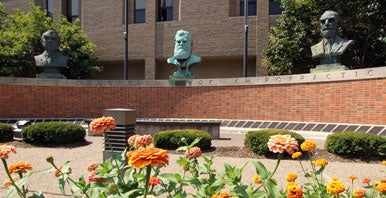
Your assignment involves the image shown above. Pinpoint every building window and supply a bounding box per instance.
[67,0,79,22]
[240,0,256,16]
[158,0,173,21]
[135,0,145,23]
[46,0,53,17]
[269,0,282,15]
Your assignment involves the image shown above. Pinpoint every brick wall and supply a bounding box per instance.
[0,77,385,125]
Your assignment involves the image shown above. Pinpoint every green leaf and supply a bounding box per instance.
[250,160,269,178]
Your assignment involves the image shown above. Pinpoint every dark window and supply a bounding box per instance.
[46,0,53,17]
[269,0,282,15]
[67,0,79,22]
[159,0,173,21]
[240,0,256,16]
[135,0,146,23]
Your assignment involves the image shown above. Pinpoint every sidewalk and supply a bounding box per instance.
[0,129,383,197]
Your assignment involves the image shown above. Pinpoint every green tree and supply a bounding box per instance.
[263,0,385,75]
[0,3,101,78]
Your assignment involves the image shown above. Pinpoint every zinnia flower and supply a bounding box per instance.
[352,189,366,198]
[211,192,238,198]
[267,134,298,154]
[286,172,298,182]
[135,135,153,148]
[291,152,302,159]
[327,179,345,195]
[253,174,262,184]
[184,146,202,160]
[127,147,169,169]
[90,116,116,135]
[88,171,104,183]
[286,182,303,198]
[128,135,140,146]
[148,176,161,186]
[8,161,32,174]
[348,175,358,181]
[300,140,316,151]
[312,158,328,167]
[55,165,72,177]
[381,160,386,166]
[87,162,99,172]
[3,177,18,188]
[375,180,386,193]
[362,177,371,184]
[0,144,16,159]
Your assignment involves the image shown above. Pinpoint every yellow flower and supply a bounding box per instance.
[127,147,169,169]
[348,175,358,181]
[375,180,386,193]
[267,134,298,154]
[381,160,386,166]
[291,151,302,159]
[327,179,345,195]
[286,172,298,182]
[352,189,366,198]
[8,161,32,174]
[300,140,316,151]
[253,174,262,184]
[185,146,202,160]
[211,192,238,198]
[286,182,303,198]
[0,144,16,159]
[312,158,328,167]
[89,116,116,135]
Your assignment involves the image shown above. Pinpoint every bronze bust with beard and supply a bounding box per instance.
[167,30,201,77]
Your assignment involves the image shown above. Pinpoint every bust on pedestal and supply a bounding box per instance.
[35,30,68,79]
[167,30,201,86]
[310,11,353,73]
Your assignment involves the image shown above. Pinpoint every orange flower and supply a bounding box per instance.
[3,177,18,188]
[348,175,358,181]
[128,135,140,146]
[8,161,32,174]
[87,162,99,172]
[375,180,386,193]
[89,116,116,135]
[267,134,298,154]
[253,174,262,184]
[292,152,302,159]
[327,179,345,195]
[300,140,316,151]
[286,182,303,198]
[362,177,371,183]
[381,160,386,166]
[0,144,16,159]
[286,172,298,182]
[211,192,238,198]
[352,189,366,198]
[312,158,328,167]
[135,135,153,148]
[88,171,104,183]
[55,165,72,177]
[127,147,169,169]
[185,146,202,160]
[148,176,161,186]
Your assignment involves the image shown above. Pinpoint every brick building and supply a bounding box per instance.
[2,0,282,80]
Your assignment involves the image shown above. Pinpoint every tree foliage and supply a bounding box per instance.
[263,0,385,75]
[0,3,101,79]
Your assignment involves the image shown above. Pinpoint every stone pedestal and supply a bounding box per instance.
[36,67,66,79]
[310,64,349,73]
[103,108,136,161]
[169,75,194,86]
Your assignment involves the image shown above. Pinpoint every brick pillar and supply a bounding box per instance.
[102,108,136,161]
[255,0,269,76]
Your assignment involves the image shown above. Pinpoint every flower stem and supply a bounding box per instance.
[267,153,282,181]
[1,159,25,198]
[104,132,125,185]
[144,165,152,198]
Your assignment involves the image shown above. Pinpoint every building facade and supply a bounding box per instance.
[2,0,282,80]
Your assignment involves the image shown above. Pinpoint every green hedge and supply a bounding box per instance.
[21,122,86,145]
[0,123,14,142]
[154,129,212,150]
[245,129,305,156]
[325,131,386,158]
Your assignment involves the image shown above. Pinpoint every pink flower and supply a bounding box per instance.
[184,146,202,160]
[267,134,298,154]
[0,145,16,159]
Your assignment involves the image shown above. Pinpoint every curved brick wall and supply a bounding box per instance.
[0,67,385,125]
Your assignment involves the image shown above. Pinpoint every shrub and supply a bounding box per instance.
[325,131,386,158]
[245,129,305,156]
[21,122,85,145]
[0,123,14,142]
[154,129,212,150]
